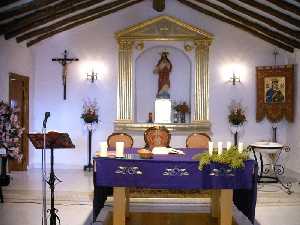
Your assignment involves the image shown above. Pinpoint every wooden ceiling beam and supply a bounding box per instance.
[177,0,293,52]
[0,0,101,37]
[17,0,132,42]
[265,0,300,17]
[193,0,300,48]
[0,0,61,21]
[239,0,300,28]
[153,0,165,12]
[3,0,107,39]
[0,0,20,8]
[216,0,300,39]
[26,0,144,47]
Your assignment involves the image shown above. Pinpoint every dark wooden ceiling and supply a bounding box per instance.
[0,0,299,52]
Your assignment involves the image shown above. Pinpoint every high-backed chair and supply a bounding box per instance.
[107,132,133,149]
[186,133,211,148]
[144,126,171,149]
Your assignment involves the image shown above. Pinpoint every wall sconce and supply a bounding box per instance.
[86,70,98,83]
[229,73,240,85]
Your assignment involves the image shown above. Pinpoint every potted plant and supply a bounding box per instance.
[0,101,24,161]
[228,100,247,145]
[81,99,99,125]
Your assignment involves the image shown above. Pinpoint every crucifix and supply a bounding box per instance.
[52,50,79,100]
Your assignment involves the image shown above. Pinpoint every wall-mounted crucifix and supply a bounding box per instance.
[52,50,79,100]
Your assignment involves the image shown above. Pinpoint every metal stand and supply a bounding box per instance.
[47,148,62,225]
[0,187,3,203]
[84,130,93,171]
[234,132,238,146]
[249,145,293,194]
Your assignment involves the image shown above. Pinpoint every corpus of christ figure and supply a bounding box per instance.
[52,50,79,100]
[153,51,172,99]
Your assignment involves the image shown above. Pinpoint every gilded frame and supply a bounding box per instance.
[115,16,213,132]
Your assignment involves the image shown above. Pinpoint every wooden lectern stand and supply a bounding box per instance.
[29,132,75,225]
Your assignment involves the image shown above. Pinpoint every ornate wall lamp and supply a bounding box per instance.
[229,73,240,85]
[86,70,98,83]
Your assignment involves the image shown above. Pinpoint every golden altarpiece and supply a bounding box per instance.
[114,16,213,133]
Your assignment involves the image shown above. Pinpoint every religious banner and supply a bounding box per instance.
[256,64,294,123]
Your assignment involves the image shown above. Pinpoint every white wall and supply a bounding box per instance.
[286,50,300,173]
[1,0,296,168]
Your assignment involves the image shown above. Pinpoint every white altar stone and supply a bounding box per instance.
[155,99,171,123]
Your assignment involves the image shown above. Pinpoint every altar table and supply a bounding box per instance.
[93,149,257,225]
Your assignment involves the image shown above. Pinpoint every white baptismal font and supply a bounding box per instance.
[114,16,212,133]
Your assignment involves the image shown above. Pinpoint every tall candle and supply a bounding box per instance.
[208,141,214,156]
[218,142,223,155]
[116,142,125,157]
[100,142,108,157]
[238,142,244,153]
[227,141,232,150]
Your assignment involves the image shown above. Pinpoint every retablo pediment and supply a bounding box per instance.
[116,15,213,41]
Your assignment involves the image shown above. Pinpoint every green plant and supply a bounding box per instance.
[193,146,249,170]
[228,100,246,125]
[81,98,99,124]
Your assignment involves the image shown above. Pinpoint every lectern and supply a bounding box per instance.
[29,132,75,225]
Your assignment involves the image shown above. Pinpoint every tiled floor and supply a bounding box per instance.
[0,169,300,225]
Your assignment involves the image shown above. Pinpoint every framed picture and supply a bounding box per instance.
[256,65,294,123]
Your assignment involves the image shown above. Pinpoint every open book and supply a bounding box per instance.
[152,147,184,155]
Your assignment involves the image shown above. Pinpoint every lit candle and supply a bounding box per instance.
[238,142,244,153]
[227,141,232,150]
[218,142,223,155]
[208,141,214,156]
[100,142,108,157]
[116,142,125,158]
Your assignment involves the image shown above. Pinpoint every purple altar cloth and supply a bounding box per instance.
[94,148,255,190]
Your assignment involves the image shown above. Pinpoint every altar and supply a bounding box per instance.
[114,16,212,134]
[93,149,257,225]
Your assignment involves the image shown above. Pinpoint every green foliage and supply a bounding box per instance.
[228,100,246,125]
[192,146,249,170]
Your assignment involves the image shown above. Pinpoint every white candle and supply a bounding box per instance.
[218,142,223,155]
[227,141,232,150]
[116,142,125,157]
[208,141,214,156]
[238,142,244,153]
[100,142,108,157]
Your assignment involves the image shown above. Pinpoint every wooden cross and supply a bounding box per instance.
[52,50,79,100]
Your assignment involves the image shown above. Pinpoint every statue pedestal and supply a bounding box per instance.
[154,99,171,123]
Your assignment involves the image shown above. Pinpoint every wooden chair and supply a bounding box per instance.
[107,132,133,149]
[186,133,211,148]
[144,126,171,149]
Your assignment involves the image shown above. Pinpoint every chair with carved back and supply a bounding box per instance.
[107,132,134,149]
[144,126,171,149]
[186,133,211,149]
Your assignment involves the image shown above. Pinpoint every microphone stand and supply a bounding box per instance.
[42,121,47,225]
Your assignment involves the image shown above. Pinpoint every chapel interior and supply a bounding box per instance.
[1,1,300,225]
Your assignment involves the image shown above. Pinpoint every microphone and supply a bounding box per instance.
[43,112,50,128]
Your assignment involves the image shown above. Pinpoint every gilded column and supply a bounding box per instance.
[194,40,211,122]
[117,39,134,122]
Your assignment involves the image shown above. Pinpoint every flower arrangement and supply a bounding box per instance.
[193,146,249,170]
[228,100,247,126]
[0,101,24,160]
[174,102,189,113]
[81,99,99,124]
